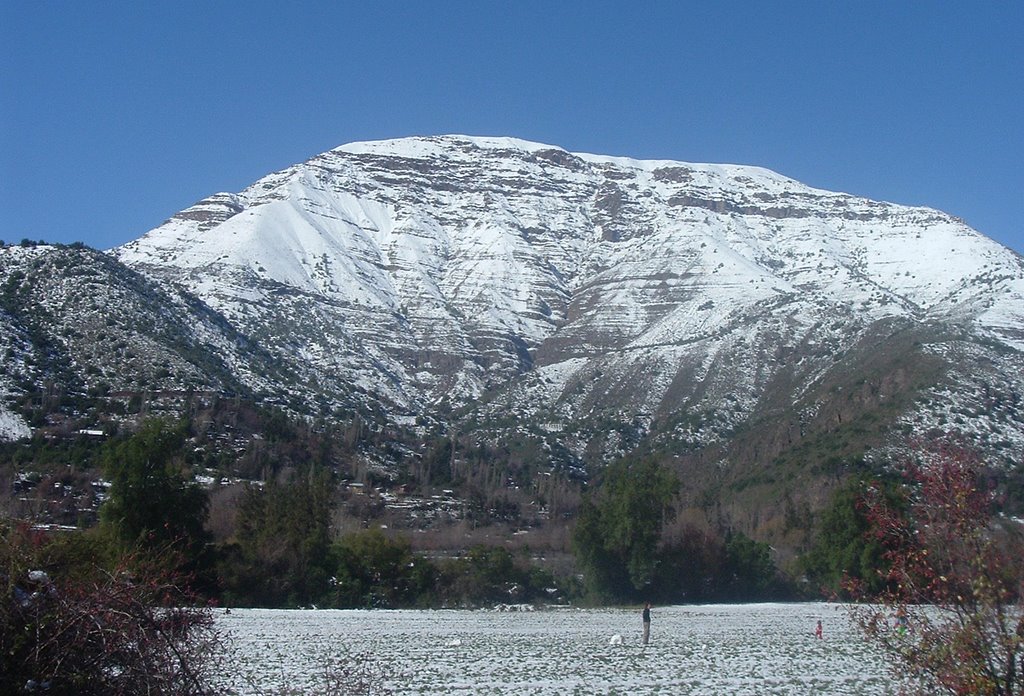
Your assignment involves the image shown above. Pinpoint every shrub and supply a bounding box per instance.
[329,529,432,608]
[847,441,1024,695]
[1,523,222,695]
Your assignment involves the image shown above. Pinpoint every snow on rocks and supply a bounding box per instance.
[0,407,30,442]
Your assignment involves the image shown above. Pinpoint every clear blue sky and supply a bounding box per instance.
[2,1,1021,254]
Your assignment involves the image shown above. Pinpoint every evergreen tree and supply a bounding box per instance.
[572,458,678,600]
[330,529,432,607]
[99,419,209,556]
[800,477,891,596]
[221,466,333,606]
[721,531,779,600]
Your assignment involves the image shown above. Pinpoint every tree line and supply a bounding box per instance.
[0,414,878,608]
[87,419,790,607]
[67,418,564,609]
[572,457,787,603]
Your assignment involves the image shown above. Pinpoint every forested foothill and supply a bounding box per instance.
[2,392,1021,613]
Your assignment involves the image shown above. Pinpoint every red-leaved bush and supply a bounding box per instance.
[847,440,1024,695]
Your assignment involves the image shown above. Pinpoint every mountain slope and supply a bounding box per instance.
[0,242,291,434]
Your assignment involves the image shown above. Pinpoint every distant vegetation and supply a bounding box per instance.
[3,371,1024,611]
[573,456,789,603]
[2,405,579,609]
[2,398,800,608]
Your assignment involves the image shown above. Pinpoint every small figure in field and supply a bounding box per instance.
[895,607,909,636]
[642,602,651,645]
[815,619,823,639]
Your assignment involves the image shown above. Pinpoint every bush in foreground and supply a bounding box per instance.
[847,441,1024,695]
[1,523,221,695]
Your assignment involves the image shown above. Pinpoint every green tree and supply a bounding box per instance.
[572,458,678,600]
[330,529,432,607]
[447,546,518,605]
[721,531,780,600]
[220,467,333,606]
[800,477,891,597]
[647,522,726,602]
[99,419,209,556]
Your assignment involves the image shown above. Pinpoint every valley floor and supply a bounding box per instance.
[214,602,898,695]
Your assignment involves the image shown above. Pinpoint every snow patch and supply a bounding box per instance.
[0,407,30,442]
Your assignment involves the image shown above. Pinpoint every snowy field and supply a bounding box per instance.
[214,603,900,695]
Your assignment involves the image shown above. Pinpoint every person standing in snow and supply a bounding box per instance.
[642,602,651,645]
[815,619,823,639]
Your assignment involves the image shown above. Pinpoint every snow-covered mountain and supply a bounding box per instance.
[4,136,1023,480]
[112,135,1024,468]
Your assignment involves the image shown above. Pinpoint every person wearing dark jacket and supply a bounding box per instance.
[642,602,651,645]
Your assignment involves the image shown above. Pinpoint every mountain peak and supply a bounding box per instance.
[332,134,565,159]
